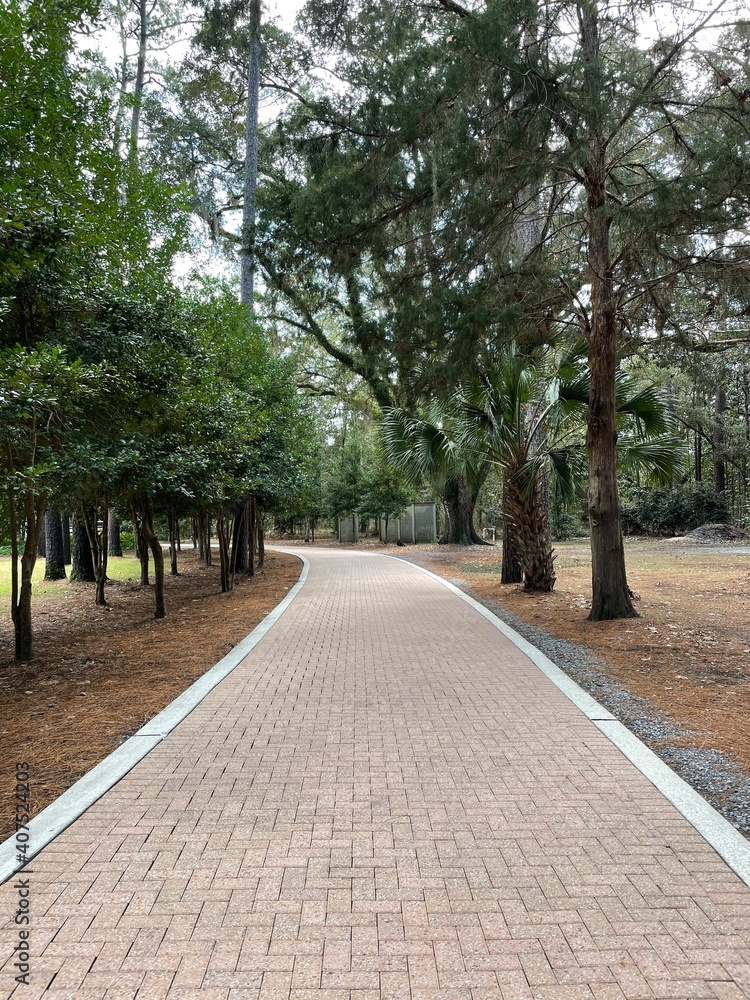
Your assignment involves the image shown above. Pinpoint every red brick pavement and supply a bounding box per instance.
[1,548,749,999]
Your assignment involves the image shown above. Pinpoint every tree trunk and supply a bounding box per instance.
[257,506,265,569]
[108,511,123,556]
[204,516,213,567]
[247,499,256,577]
[44,508,67,580]
[217,510,233,593]
[168,510,178,576]
[439,475,487,545]
[139,534,150,585]
[70,512,96,582]
[137,519,149,585]
[129,0,147,167]
[37,521,46,558]
[141,497,165,618]
[503,467,556,591]
[9,484,45,661]
[197,513,204,561]
[241,0,261,310]
[234,501,249,573]
[714,385,726,493]
[132,511,141,559]
[581,1,637,621]
[695,432,702,483]
[81,501,109,607]
[500,480,523,583]
[62,512,71,564]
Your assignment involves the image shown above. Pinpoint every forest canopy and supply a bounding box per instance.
[1,0,749,662]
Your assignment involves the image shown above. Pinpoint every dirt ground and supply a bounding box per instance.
[0,549,302,841]
[411,538,750,774]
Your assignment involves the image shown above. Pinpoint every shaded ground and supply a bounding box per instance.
[0,549,302,841]
[397,537,750,836]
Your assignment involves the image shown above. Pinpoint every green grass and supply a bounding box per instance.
[0,553,142,602]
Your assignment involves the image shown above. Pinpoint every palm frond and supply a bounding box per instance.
[615,376,671,436]
[616,436,685,486]
[547,446,580,503]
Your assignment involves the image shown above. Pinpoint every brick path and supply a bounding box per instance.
[1,547,749,999]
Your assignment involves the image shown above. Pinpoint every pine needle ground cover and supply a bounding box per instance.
[0,551,302,841]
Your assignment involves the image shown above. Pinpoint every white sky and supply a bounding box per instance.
[267,0,306,29]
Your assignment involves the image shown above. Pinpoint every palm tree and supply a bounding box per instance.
[381,401,490,545]
[458,348,569,591]
[459,345,682,594]
[385,344,682,594]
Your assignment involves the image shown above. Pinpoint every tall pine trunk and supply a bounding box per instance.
[108,510,123,556]
[44,508,66,581]
[581,0,637,620]
[71,512,96,583]
[241,0,261,310]
[61,512,71,565]
[714,385,726,493]
[129,0,147,168]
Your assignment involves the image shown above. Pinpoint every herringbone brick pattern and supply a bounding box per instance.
[1,548,749,999]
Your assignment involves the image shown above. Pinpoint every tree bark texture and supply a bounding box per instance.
[70,512,96,583]
[168,509,178,576]
[241,0,261,309]
[196,513,204,561]
[62,512,71,564]
[217,510,234,593]
[129,0,147,166]
[247,500,256,577]
[81,501,109,607]
[439,476,486,545]
[9,484,44,661]
[43,508,67,581]
[257,506,265,569]
[204,516,213,567]
[714,385,726,493]
[503,466,556,591]
[234,501,249,573]
[500,479,523,584]
[141,497,165,618]
[581,0,637,620]
[108,511,123,556]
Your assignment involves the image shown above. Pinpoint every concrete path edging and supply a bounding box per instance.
[0,555,310,886]
[391,554,750,889]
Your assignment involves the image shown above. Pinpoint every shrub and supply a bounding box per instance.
[621,484,730,536]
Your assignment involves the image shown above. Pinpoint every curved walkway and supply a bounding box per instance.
[1,547,749,999]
